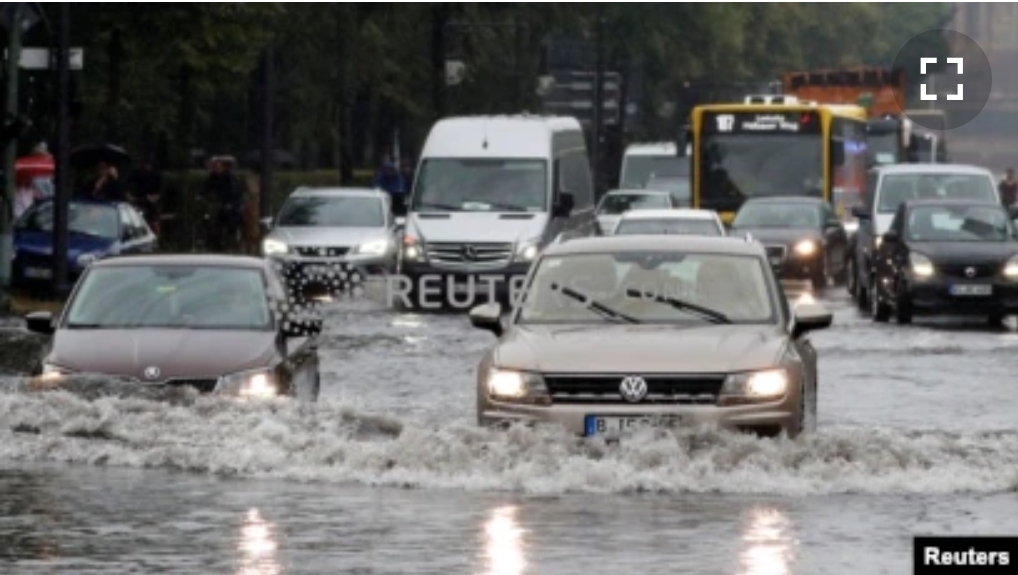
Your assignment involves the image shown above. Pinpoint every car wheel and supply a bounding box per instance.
[895,282,913,325]
[811,253,828,290]
[870,275,891,322]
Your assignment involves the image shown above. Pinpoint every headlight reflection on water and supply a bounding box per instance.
[238,508,280,575]
[481,505,526,575]
[736,507,796,575]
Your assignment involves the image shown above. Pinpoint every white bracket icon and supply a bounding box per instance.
[946,57,963,101]
[920,58,938,100]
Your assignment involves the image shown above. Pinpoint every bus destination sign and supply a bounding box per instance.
[704,111,820,134]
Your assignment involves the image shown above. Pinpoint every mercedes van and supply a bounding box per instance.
[398,115,596,306]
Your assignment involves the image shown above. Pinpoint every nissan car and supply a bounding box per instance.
[468,235,833,439]
[23,254,323,401]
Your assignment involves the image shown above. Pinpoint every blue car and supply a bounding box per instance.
[12,198,158,287]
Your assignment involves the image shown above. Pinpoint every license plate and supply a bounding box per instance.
[950,284,992,296]
[584,414,689,436]
[24,266,52,279]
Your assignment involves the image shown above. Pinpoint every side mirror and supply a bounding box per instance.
[552,192,574,218]
[832,142,845,167]
[260,217,273,232]
[791,303,832,339]
[25,311,55,335]
[469,302,503,336]
[851,205,870,219]
[882,230,900,244]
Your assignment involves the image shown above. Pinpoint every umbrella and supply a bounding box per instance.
[70,143,131,169]
[15,154,55,177]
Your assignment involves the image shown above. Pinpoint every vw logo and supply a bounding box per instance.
[143,366,161,380]
[462,245,477,260]
[965,266,976,278]
[619,376,648,403]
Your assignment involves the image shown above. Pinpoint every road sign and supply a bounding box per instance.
[5,47,84,70]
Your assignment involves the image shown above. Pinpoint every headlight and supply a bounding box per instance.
[1004,255,1018,278]
[76,252,100,267]
[874,236,883,249]
[486,368,549,402]
[40,362,73,382]
[352,239,389,255]
[262,238,288,256]
[844,220,858,234]
[793,240,817,256]
[216,368,281,399]
[515,240,540,262]
[721,369,789,399]
[909,253,934,277]
[402,235,423,260]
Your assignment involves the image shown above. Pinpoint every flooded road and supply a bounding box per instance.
[3,286,1018,574]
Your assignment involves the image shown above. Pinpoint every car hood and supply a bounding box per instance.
[48,329,279,381]
[911,241,1018,264]
[15,230,117,259]
[409,212,549,243]
[494,323,786,373]
[268,226,389,247]
[729,226,822,245]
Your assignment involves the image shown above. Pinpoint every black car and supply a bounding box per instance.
[870,199,1018,325]
[729,197,849,289]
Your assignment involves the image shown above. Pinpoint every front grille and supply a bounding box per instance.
[765,245,786,260]
[164,378,218,393]
[294,246,350,258]
[543,374,725,404]
[425,242,513,265]
[938,263,999,279]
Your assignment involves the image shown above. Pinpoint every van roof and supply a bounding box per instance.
[421,115,584,159]
[624,142,677,156]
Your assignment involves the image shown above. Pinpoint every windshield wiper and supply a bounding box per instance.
[418,202,460,211]
[471,201,528,212]
[624,288,732,324]
[550,283,640,324]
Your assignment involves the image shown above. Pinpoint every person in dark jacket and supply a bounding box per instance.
[201,158,246,252]
[999,168,1017,207]
[373,156,405,215]
[91,162,126,201]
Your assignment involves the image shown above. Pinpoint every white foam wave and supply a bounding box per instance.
[1,387,1016,496]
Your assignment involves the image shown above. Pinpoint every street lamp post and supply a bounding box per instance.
[0,2,24,312]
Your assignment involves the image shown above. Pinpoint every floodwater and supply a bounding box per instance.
[2,286,1018,574]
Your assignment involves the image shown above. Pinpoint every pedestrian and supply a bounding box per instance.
[91,161,126,201]
[398,159,415,215]
[200,157,246,252]
[13,172,40,220]
[999,168,1018,208]
[130,158,164,234]
[373,155,405,216]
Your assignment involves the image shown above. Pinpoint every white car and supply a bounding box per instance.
[595,189,676,235]
[612,208,726,237]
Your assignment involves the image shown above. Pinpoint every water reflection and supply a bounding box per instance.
[736,506,796,575]
[238,508,281,575]
[481,505,526,575]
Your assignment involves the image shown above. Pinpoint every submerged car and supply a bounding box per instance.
[468,235,833,439]
[23,254,323,400]
[730,196,848,289]
[262,187,401,280]
[595,189,676,235]
[870,199,1018,326]
[13,198,157,287]
[612,208,725,237]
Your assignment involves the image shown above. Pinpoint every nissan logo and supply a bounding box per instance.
[462,245,477,260]
[965,266,976,278]
[619,376,648,403]
[143,366,161,380]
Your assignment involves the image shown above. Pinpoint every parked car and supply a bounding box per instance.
[595,189,676,235]
[24,254,323,401]
[12,198,157,288]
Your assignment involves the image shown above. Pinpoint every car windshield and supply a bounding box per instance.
[621,154,687,188]
[614,218,722,236]
[732,202,820,228]
[277,195,384,227]
[906,205,1012,242]
[597,193,671,215]
[518,252,775,324]
[65,265,273,330]
[411,158,547,212]
[17,201,119,239]
[877,173,996,213]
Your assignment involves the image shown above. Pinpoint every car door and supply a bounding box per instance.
[821,204,847,270]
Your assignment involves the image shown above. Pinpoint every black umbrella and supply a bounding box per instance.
[70,143,131,169]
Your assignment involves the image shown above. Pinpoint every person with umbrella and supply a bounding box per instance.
[200,156,246,252]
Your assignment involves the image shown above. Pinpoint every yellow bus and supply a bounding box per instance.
[689,100,869,224]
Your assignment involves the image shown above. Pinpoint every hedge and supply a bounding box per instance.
[157,168,377,252]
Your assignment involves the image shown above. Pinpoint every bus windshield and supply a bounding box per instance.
[698,133,822,212]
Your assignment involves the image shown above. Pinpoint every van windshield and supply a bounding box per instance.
[410,159,548,213]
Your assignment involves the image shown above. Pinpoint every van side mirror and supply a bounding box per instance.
[851,205,869,219]
[552,192,574,218]
[25,311,56,335]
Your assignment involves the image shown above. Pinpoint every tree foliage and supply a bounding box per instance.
[11,2,953,170]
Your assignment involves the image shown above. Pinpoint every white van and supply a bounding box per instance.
[399,115,597,304]
[619,142,690,189]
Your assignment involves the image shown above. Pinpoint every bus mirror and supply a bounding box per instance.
[832,143,845,167]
